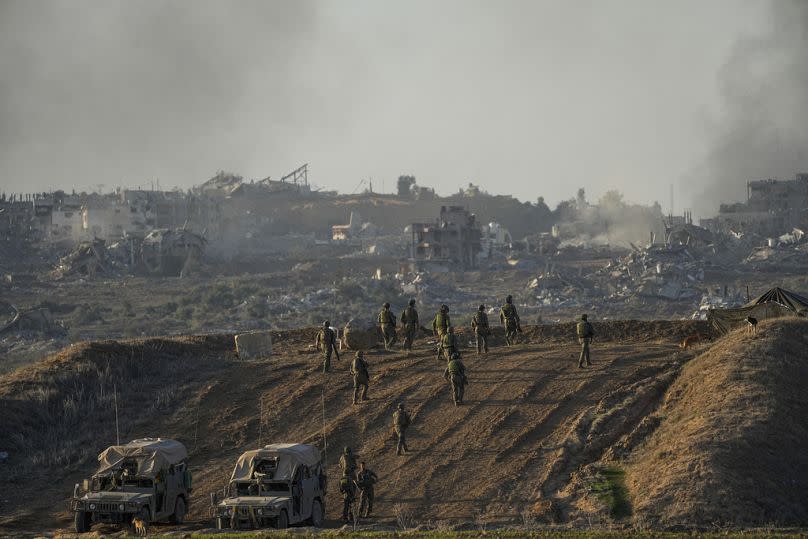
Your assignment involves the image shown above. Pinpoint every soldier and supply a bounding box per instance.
[500,295,521,346]
[339,446,357,477]
[576,314,595,368]
[443,352,468,405]
[440,326,459,361]
[315,320,339,373]
[350,351,370,405]
[378,302,397,350]
[400,299,419,352]
[471,304,490,354]
[432,304,451,361]
[356,461,378,517]
[392,402,411,456]
[339,472,356,523]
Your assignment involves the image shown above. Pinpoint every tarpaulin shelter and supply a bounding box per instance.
[230,443,320,482]
[96,438,187,479]
[708,287,808,335]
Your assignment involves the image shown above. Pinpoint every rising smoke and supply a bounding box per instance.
[690,0,808,215]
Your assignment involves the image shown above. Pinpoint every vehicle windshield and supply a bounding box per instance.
[230,480,290,497]
[92,473,154,492]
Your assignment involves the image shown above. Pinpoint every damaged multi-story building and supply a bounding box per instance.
[716,173,808,236]
[409,205,482,271]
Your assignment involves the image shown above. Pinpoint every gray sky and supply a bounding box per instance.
[1,0,805,217]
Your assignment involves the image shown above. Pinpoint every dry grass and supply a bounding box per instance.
[625,318,808,528]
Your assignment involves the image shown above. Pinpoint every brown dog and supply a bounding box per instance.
[132,517,148,536]
[680,334,701,349]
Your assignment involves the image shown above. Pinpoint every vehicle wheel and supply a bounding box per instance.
[170,497,186,524]
[139,507,150,525]
[308,499,324,527]
[275,509,288,529]
[216,517,224,530]
[74,511,91,533]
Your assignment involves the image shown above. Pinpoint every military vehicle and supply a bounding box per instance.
[70,438,192,532]
[213,443,325,529]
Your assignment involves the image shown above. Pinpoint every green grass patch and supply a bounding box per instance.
[591,466,631,518]
[115,531,808,539]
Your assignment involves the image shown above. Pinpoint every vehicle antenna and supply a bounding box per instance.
[113,383,120,446]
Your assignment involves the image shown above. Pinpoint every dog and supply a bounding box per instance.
[132,517,148,537]
[746,316,758,334]
[680,334,701,349]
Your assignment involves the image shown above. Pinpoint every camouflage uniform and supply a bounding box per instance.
[392,405,411,455]
[443,355,468,405]
[440,330,458,361]
[339,474,356,523]
[432,306,451,361]
[500,298,521,346]
[471,308,490,354]
[400,303,419,351]
[356,465,378,517]
[339,448,357,477]
[315,323,339,373]
[576,316,594,368]
[350,352,370,404]
[378,305,397,350]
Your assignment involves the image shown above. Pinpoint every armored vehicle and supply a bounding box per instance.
[213,443,325,529]
[70,438,192,532]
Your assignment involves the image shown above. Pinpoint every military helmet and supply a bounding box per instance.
[397,402,404,409]
[441,304,449,312]
[343,446,351,454]
[479,304,485,311]
[323,320,330,327]
[451,352,460,360]
[448,326,454,332]
[409,299,416,306]
[355,350,363,358]
[383,302,390,309]
[581,314,588,321]
[506,295,513,303]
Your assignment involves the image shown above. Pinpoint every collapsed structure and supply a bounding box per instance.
[409,206,482,272]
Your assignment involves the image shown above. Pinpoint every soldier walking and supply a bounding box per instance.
[471,304,490,354]
[443,352,468,405]
[315,320,339,373]
[392,402,411,456]
[339,446,357,477]
[356,461,378,517]
[432,304,451,361]
[577,314,595,368]
[440,326,458,361]
[400,299,419,352]
[500,295,521,346]
[339,472,357,523]
[350,351,370,405]
[378,302,397,350]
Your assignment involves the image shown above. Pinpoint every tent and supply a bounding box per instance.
[708,287,808,334]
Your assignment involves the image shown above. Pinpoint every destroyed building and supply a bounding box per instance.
[141,228,206,276]
[410,206,482,271]
[717,173,808,236]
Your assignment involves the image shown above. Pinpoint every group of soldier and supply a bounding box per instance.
[315,295,597,523]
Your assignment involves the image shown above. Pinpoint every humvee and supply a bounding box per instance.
[70,438,192,532]
[213,443,325,529]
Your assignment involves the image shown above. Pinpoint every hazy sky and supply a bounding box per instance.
[1,1,806,216]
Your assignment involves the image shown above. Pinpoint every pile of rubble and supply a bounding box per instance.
[597,245,706,301]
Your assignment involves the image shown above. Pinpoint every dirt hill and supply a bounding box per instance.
[624,318,808,529]
[2,318,802,535]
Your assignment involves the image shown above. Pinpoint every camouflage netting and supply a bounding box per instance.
[708,287,808,334]
[342,317,381,350]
